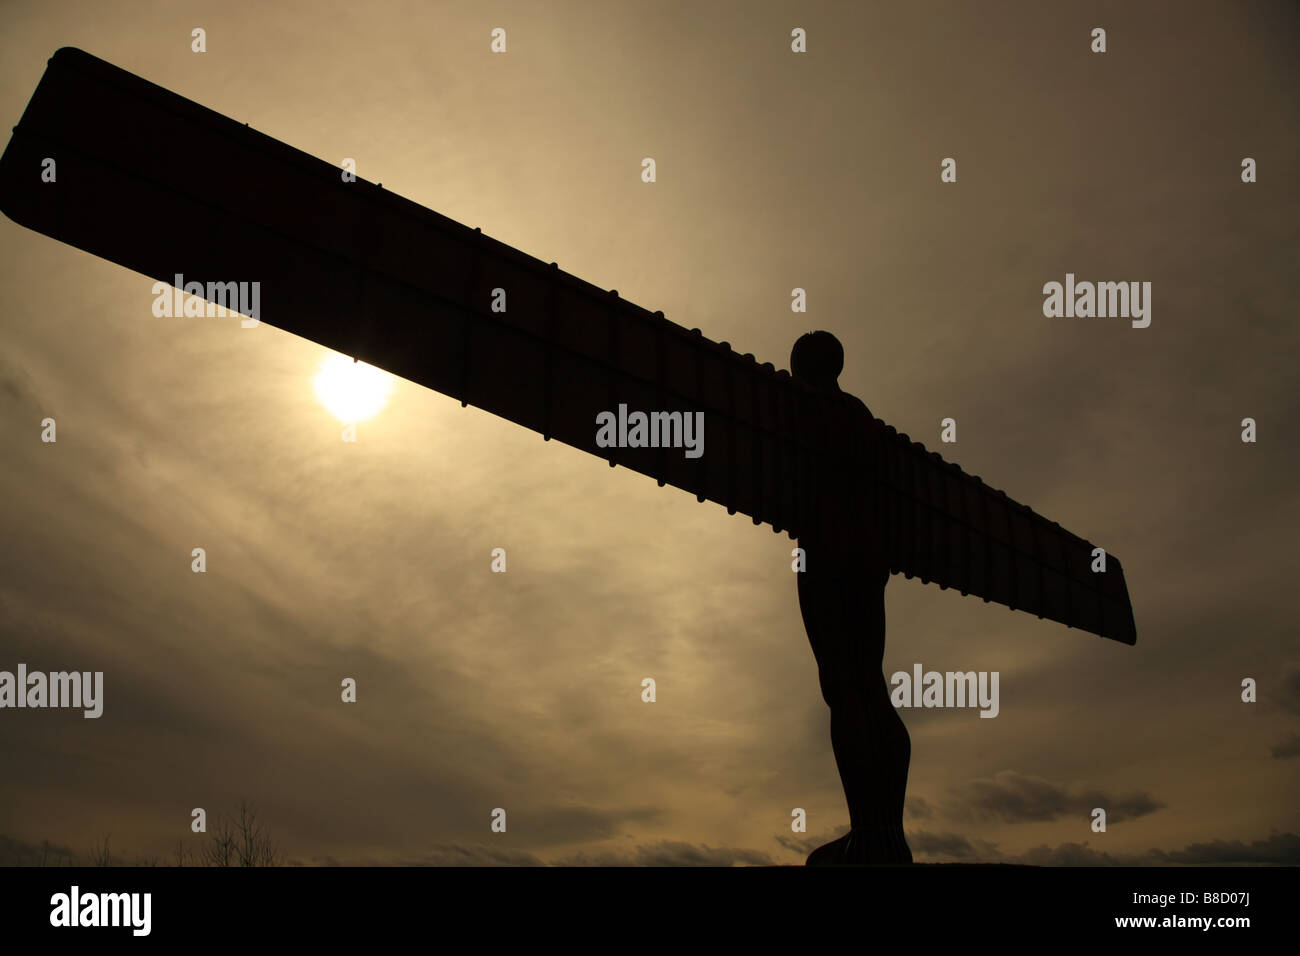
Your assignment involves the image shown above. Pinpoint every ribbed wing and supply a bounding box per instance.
[0,47,826,536]
[876,426,1137,644]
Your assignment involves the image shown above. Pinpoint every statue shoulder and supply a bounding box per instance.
[840,391,874,421]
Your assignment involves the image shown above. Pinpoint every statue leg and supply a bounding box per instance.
[799,560,912,865]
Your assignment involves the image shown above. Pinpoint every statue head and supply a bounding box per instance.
[790,331,844,390]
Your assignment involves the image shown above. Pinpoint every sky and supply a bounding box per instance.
[0,0,1297,866]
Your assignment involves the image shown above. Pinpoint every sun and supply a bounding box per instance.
[312,353,396,423]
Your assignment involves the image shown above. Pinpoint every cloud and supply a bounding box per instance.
[307,839,776,867]
[1276,663,1300,717]
[909,831,1300,867]
[945,771,1164,824]
[305,844,546,866]
[14,827,1300,868]
[904,795,935,820]
[1147,832,1300,866]
[1005,842,1125,866]
[907,830,1000,861]
[0,356,46,416]
[0,834,79,866]
[551,841,775,867]
[774,824,849,856]
[1270,733,1300,759]
[508,806,665,847]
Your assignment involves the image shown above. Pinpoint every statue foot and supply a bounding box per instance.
[805,833,852,866]
[805,828,913,865]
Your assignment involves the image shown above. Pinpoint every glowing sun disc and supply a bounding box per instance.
[313,353,396,422]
